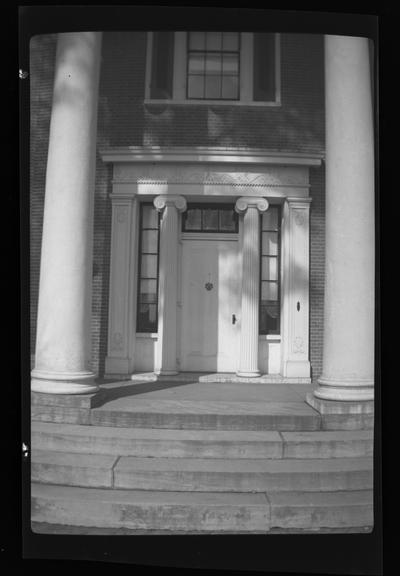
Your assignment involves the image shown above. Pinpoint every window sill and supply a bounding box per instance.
[259,334,281,342]
[144,99,281,108]
[136,332,158,339]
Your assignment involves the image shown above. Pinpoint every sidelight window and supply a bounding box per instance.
[260,205,281,334]
[136,203,160,332]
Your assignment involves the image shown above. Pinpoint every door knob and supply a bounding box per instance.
[232,314,237,325]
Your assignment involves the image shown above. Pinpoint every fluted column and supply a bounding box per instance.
[235,197,269,377]
[311,36,375,402]
[154,195,187,375]
[31,32,102,394]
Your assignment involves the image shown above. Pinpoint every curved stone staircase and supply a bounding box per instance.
[30,379,374,533]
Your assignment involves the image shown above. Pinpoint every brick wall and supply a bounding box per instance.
[29,34,56,362]
[30,31,325,378]
[309,164,325,383]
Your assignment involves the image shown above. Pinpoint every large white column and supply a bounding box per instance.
[235,197,269,377]
[154,195,187,375]
[312,36,375,402]
[31,32,102,394]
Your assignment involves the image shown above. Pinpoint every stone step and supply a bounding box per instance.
[32,422,373,459]
[89,399,321,431]
[32,450,373,492]
[113,456,373,492]
[31,450,119,489]
[31,483,373,533]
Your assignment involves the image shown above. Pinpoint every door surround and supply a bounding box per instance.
[100,147,321,378]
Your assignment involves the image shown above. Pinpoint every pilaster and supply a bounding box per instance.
[281,197,312,378]
[105,195,138,375]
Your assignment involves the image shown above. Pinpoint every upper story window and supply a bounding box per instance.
[146,31,280,105]
[187,32,240,100]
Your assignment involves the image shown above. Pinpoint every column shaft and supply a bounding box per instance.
[314,36,374,401]
[236,197,269,377]
[31,32,102,394]
[154,195,187,374]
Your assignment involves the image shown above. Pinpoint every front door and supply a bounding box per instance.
[180,239,241,372]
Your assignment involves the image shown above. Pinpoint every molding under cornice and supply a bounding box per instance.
[100,146,324,167]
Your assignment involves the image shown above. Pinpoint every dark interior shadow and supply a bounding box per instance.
[94,378,203,406]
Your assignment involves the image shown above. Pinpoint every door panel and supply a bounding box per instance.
[181,240,240,372]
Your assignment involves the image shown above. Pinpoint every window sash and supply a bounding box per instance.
[186,32,241,101]
[147,32,279,104]
[259,206,281,335]
[182,204,239,233]
[137,203,160,332]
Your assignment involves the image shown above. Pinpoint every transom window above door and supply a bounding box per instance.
[182,204,239,233]
[146,31,280,105]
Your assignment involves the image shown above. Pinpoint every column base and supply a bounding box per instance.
[155,370,179,376]
[313,376,374,402]
[306,391,374,430]
[31,369,99,395]
[236,370,260,378]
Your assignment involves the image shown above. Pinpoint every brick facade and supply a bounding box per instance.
[30,31,325,381]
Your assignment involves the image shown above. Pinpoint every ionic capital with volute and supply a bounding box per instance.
[235,196,269,214]
[154,195,187,213]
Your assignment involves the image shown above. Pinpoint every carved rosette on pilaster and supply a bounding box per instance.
[235,197,269,377]
[153,195,187,375]
[281,197,312,378]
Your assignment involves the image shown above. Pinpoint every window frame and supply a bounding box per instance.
[186,32,241,101]
[136,202,161,333]
[259,205,281,335]
[145,32,281,107]
[182,203,239,234]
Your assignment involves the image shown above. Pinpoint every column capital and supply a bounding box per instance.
[286,197,313,205]
[235,196,269,214]
[154,194,187,213]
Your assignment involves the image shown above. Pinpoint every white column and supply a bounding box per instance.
[312,36,375,402]
[154,195,187,375]
[281,197,312,378]
[105,194,138,376]
[31,32,102,394]
[235,197,269,377]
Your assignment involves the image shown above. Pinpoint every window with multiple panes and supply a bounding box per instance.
[136,204,160,332]
[148,32,278,103]
[182,204,238,233]
[187,32,240,100]
[260,206,281,334]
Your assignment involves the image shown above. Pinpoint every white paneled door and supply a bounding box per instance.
[180,239,241,372]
